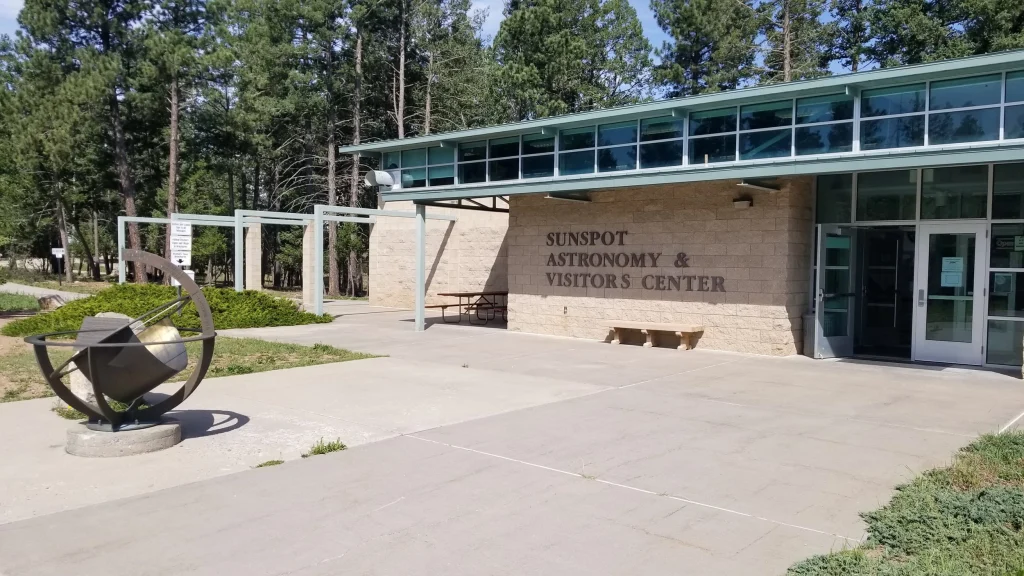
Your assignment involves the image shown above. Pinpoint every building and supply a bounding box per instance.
[340,50,1024,368]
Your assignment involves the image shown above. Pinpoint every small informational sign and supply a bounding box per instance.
[1015,236,1024,251]
[941,257,964,273]
[993,272,1013,295]
[51,247,65,259]
[170,270,195,287]
[169,221,192,268]
[941,272,963,288]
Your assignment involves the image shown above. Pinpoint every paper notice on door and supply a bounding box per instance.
[941,257,964,273]
[941,272,963,288]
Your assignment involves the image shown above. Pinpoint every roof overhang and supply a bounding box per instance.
[342,50,1024,156]
[388,141,1024,202]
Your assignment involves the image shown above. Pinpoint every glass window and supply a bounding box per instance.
[986,319,1024,366]
[427,165,454,186]
[796,94,854,124]
[739,128,791,160]
[860,116,925,150]
[401,148,426,168]
[1008,71,1024,103]
[459,141,486,162]
[639,140,683,169]
[991,224,1024,268]
[857,170,917,221]
[994,163,1024,219]
[641,116,685,141]
[740,100,793,130]
[458,162,486,184]
[861,84,926,117]
[598,145,636,172]
[920,165,988,219]
[689,135,736,164]
[522,155,554,178]
[1006,105,1024,140]
[559,150,594,175]
[560,127,594,151]
[400,168,426,188]
[990,272,1024,319]
[929,74,1002,110]
[383,152,400,170]
[522,133,554,155]
[489,136,519,158]
[796,123,853,155]
[928,108,1000,145]
[816,174,853,224]
[689,108,736,136]
[598,121,637,147]
[489,157,518,181]
[427,146,454,165]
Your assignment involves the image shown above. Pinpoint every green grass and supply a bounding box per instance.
[0,284,333,338]
[255,459,284,468]
[0,336,376,403]
[301,437,347,458]
[0,293,39,312]
[52,403,86,420]
[788,432,1024,576]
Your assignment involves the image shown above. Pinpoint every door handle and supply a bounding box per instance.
[918,289,924,307]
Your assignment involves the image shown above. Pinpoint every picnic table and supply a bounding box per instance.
[429,291,508,324]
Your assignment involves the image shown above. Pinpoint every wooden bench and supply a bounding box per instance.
[425,303,463,323]
[602,321,704,350]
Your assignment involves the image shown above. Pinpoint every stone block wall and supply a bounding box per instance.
[369,200,509,308]
[506,178,813,355]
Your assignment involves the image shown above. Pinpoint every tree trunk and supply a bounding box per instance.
[228,166,235,213]
[851,0,861,73]
[56,196,73,284]
[73,218,98,282]
[253,161,260,211]
[92,210,101,280]
[240,165,247,210]
[349,30,364,297]
[165,74,180,284]
[327,54,340,297]
[109,89,144,283]
[424,51,433,135]
[782,1,792,82]
[397,0,407,139]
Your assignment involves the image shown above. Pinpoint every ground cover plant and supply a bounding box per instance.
[0,293,39,313]
[788,432,1024,575]
[0,284,332,338]
[302,438,347,458]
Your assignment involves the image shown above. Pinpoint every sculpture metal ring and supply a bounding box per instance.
[25,250,217,430]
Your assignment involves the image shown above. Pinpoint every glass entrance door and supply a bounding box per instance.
[913,223,986,365]
[814,225,855,358]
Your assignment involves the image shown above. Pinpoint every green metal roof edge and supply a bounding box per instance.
[341,50,1024,155]
[381,142,1024,202]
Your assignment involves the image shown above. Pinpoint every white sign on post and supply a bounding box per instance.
[51,247,65,259]
[170,269,196,287]
[169,222,193,268]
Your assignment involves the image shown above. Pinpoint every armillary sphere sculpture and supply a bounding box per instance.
[26,250,216,432]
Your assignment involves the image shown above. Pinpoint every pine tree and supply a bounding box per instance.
[651,0,758,96]
[829,0,873,72]
[868,0,971,65]
[758,0,832,83]
[491,0,652,120]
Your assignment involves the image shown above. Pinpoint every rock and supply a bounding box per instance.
[62,313,145,408]
[37,295,66,311]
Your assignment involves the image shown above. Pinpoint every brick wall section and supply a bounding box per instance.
[369,200,509,309]
[507,178,813,355]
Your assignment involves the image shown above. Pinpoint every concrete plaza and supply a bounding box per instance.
[1,301,1023,575]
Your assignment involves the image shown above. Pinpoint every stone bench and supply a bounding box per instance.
[602,321,705,350]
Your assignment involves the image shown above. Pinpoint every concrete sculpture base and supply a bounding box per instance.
[66,420,182,457]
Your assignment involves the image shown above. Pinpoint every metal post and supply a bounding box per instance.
[415,203,426,332]
[314,208,324,315]
[234,211,244,291]
[117,216,126,284]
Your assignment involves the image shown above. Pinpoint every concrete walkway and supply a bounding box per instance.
[0,282,89,301]
[2,303,1024,575]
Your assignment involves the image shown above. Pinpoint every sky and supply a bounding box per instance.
[0,0,672,53]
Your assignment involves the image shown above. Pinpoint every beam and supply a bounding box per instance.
[234,212,244,291]
[415,200,509,214]
[415,204,426,332]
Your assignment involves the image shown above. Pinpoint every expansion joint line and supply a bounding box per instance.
[406,434,862,544]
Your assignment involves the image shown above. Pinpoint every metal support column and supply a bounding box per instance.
[234,212,244,291]
[415,203,426,332]
[314,211,324,315]
[117,216,126,284]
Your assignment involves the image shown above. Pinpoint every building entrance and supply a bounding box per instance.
[853,226,916,359]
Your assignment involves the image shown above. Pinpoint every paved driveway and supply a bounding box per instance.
[2,303,1023,575]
